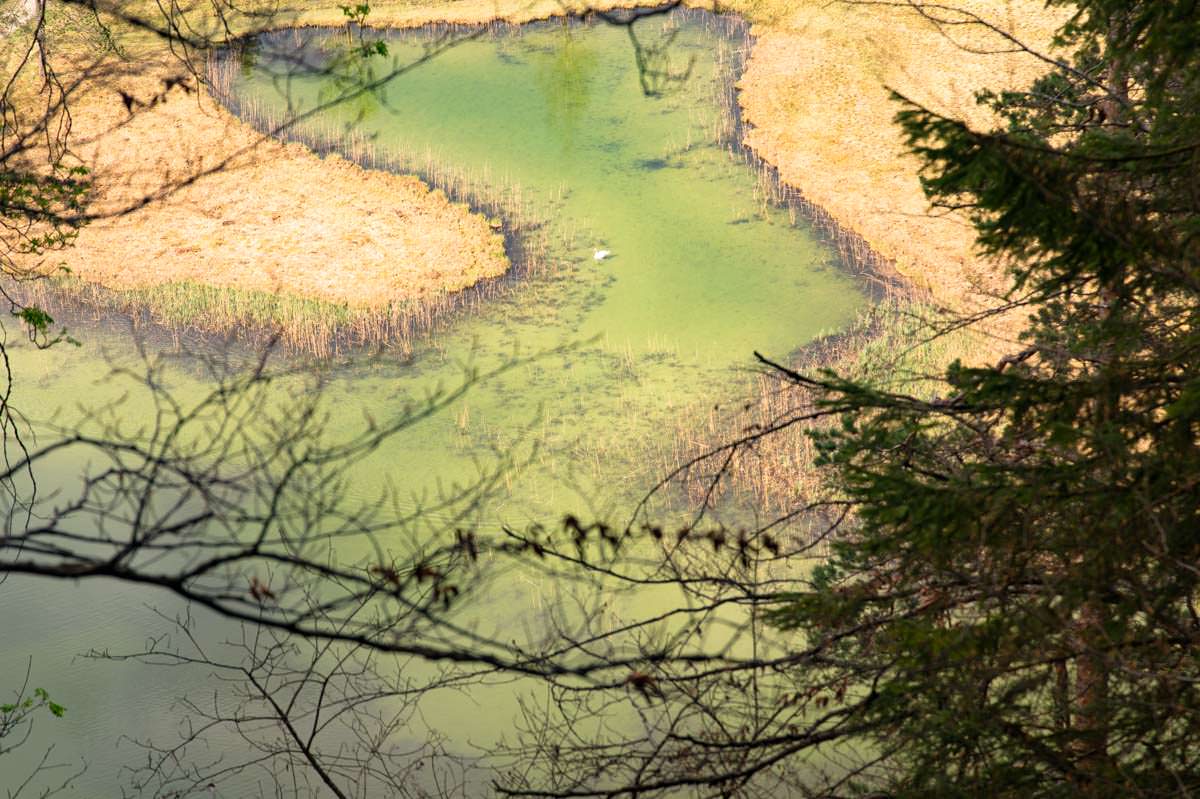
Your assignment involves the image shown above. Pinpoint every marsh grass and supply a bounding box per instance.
[13,274,511,357]
[519,296,967,548]
[32,38,578,358]
[619,296,969,530]
[20,9,907,361]
[12,44,569,359]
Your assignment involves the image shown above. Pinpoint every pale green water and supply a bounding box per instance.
[217,14,864,517]
[1,12,865,795]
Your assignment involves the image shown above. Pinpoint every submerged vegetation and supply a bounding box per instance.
[654,296,965,518]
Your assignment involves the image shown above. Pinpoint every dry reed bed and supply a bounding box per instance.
[237,0,1058,328]
[192,9,905,359]
[20,0,1057,358]
[638,297,963,526]
[6,31,510,355]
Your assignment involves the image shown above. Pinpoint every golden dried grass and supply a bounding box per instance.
[209,0,1062,356]
[17,0,1061,360]
[31,53,506,309]
[724,0,1064,355]
[262,0,1061,297]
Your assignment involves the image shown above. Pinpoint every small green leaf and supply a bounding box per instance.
[16,306,54,334]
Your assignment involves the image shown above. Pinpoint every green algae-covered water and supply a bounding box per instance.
[1,11,866,794]
[212,12,866,516]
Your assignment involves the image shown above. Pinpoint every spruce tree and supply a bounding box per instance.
[770,2,1200,795]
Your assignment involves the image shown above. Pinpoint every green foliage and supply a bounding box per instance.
[771,2,1200,796]
[338,2,388,58]
[1,120,91,351]
[339,2,372,25]
[0,165,90,255]
[11,303,80,348]
[1,685,67,742]
[32,687,67,719]
[13,304,54,333]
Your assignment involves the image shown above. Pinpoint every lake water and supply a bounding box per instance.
[1,10,866,795]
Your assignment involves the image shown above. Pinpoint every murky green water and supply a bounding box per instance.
[2,11,865,794]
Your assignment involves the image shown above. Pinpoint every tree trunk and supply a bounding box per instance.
[1072,601,1109,793]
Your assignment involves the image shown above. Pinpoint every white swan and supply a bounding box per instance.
[593,248,611,261]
